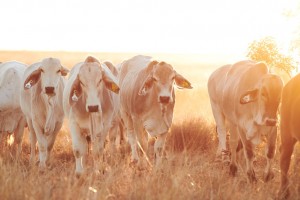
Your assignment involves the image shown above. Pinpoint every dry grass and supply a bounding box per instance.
[0,51,299,200]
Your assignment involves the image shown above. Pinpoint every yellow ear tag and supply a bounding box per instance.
[182,80,190,88]
[111,83,120,93]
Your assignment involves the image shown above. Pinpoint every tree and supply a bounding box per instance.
[247,36,297,77]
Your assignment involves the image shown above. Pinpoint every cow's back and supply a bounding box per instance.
[208,64,231,106]
[222,60,268,124]
[119,55,151,116]
[281,74,300,141]
[0,61,26,111]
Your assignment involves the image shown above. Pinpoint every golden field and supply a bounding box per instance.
[0,51,299,200]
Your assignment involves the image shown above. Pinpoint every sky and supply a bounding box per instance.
[0,0,299,55]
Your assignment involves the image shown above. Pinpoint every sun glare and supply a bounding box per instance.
[0,0,298,55]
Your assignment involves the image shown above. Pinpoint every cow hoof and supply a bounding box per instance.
[229,164,237,176]
[263,171,274,182]
[75,172,83,179]
[38,166,46,174]
[247,170,257,183]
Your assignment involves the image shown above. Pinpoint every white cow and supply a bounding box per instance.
[119,55,192,167]
[0,61,27,157]
[20,57,68,169]
[63,56,120,176]
[208,60,283,182]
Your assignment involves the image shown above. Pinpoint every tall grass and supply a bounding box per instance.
[0,51,299,199]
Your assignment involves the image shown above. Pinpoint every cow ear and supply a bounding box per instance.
[240,89,259,104]
[174,72,193,89]
[24,68,42,90]
[69,75,82,105]
[138,75,154,96]
[60,66,69,76]
[103,73,120,94]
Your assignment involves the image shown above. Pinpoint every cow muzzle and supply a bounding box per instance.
[159,96,170,104]
[87,105,99,113]
[265,119,277,126]
[45,87,55,95]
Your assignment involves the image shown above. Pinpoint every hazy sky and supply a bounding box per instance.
[0,0,298,54]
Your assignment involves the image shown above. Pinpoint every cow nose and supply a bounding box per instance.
[159,96,170,104]
[88,105,99,112]
[45,87,55,94]
[266,119,277,126]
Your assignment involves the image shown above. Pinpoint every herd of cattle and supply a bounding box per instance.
[0,55,299,199]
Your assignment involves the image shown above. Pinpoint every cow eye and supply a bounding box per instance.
[40,69,44,73]
[56,69,61,74]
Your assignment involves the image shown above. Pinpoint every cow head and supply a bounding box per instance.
[240,74,283,126]
[138,61,192,104]
[69,56,119,113]
[24,58,69,96]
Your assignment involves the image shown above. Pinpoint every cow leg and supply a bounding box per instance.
[278,136,296,199]
[108,120,121,154]
[27,118,37,165]
[263,127,277,182]
[229,124,238,176]
[70,120,87,176]
[154,132,167,167]
[241,137,256,183]
[46,121,63,164]
[0,132,8,155]
[134,121,148,159]
[33,122,48,170]
[125,115,139,164]
[13,116,27,159]
[92,132,106,174]
[210,103,228,163]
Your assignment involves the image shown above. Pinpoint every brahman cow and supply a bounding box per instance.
[278,74,300,199]
[20,57,68,169]
[119,55,192,167]
[63,56,119,176]
[0,61,27,157]
[208,60,283,182]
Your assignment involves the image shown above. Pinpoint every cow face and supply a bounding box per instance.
[69,56,119,113]
[240,75,283,126]
[24,58,69,96]
[138,61,192,104]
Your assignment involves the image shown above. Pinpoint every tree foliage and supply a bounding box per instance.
[247,37,297,77]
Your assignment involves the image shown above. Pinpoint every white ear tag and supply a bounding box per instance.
[72,93,79,102]
[25,80,33,89]
[243,94,251,103]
